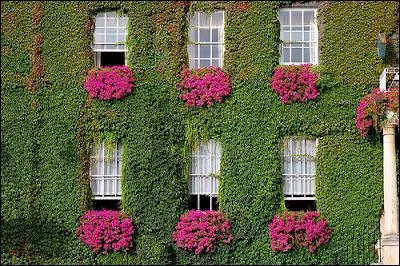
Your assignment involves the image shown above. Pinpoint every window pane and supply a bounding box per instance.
[291,48,302,63]
[291,11,302,25]
[119,17,128,28]
[292,32,302,42]
[188,44,198,58]
[106,13,117,27]
[211,12,223,26]
[303,11,315,25]
[283,47,290,62]
[304,32,310,42]
[212,59,221,67]
[211,196,219,211]
[281,31,290,41]
[95,13,105,27]
[95,34,105,44]
[200,59,210,67]
[199,29,210,42]
[199,13,210,26]
[189,13,198,27]
[189,28,198,43]
[304,48,310,63]
[212,45,222,58]
[189,195,198,210]
[279,11,290,25]
[189,59,198,68]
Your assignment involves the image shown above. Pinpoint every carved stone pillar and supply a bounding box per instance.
[381,124,399,265]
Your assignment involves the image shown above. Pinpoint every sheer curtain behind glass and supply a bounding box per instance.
[189,140,221,210]
[282,137,316,199]
[90,142,122,199]
[188,11,224,68]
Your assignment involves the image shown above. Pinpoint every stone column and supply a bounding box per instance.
[381,124,399,265]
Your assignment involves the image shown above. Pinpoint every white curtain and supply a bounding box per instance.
[90,142,122,198]
[282,138,316,197]
[189,140,221,195]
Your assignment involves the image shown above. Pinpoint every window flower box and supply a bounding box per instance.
[177,66,232,108]
[172,210,234,254]
[76,210,135,254]
[84,65,135,101]
[269,211,332,253]
[271,64,319,104]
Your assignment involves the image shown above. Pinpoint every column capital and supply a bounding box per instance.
[382,124,397,136]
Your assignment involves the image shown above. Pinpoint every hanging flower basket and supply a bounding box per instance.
[172,210,234,255]
[76,210,135,255]
[177,66,232,107]
[355,87,399,138]
[84,65,135,101]
[271,64,319,104]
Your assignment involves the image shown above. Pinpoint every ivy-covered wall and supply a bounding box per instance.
[1,1,398,265]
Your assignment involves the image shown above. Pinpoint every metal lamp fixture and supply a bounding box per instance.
[377,32,387,59]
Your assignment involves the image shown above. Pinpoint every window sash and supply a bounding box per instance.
[93,12,128,52]
[189,140,221,210]
[282,138,316,199]
[90,142,122,199]
[278,8,318,65]
[188,11,225,68]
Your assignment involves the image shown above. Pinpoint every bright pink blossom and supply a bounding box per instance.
[172,210,234,254]
[355,87,399,138]
[76,210,135,254]
[271,64,319,104]
[84,65,135,100]
[269,211,332,253]
[177,66,232,107]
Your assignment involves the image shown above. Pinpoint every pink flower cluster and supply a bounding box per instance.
[271,64,319,104]
[269,211,332,253]
[172,210,234,254]
[84,65,135,100]
[76,210,135,254]
[355,87,399,138]
[177,66,232,107]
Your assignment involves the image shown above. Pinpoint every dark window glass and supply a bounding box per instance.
[189,195,219,211]
[189,195,198,210]
[93,200,121,211]
[100,52,124,66]
[285,200,316,211]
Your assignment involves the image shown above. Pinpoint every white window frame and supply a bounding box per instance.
[90,141,122,200]
[92,12,128,66]
[189,140,221,210]
[281,137,317,200]
[278,8,318,65]
[187,11,225,69]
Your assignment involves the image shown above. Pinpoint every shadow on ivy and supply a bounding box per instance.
[1,217,94,265]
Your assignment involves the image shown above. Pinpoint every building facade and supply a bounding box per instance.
[1,1,399,265]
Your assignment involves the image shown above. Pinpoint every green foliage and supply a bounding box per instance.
[319,1,399,89]
[1,1,397,265]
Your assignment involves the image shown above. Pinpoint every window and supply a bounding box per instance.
[188,11,225,68]
[281,137,317,211]
[189,140,221,211]
[90,141,122,201]
[93,12,128,66]
[279,8,318,65]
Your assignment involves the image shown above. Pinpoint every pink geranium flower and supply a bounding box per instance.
[76,210,135,254]
[271,64,319,104]
[269,211,332,253]
[84,65,135,101]
[172,210,234,254]
[177,66,232,107]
